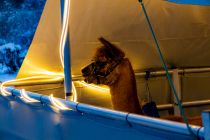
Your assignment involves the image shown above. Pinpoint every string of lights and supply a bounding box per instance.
[0,0,108,110]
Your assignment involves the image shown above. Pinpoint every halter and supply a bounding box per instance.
[94,58,123,84]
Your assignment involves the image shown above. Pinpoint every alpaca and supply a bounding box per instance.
[81,37,202,126]
[82,37,142,114]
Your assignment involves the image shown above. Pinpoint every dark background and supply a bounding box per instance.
[0,0,46,73]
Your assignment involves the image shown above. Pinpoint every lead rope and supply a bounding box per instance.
[138,0,197,139]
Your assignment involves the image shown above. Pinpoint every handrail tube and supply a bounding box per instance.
[135,68,210,77]
[8,86,210,111]
[182,100,210,108]
[77,103,128,121]
[157,104,173,110]
[157,100,210,110]
[127,114,201,136]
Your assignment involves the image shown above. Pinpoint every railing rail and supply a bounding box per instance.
[157,100,210,110]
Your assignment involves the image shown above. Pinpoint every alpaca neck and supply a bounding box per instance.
[109,81,142,114]
[108,59,142,114]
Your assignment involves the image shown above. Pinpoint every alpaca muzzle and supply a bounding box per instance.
[82,62,107,77]
[81,61,107,84]
[81,60,122,85]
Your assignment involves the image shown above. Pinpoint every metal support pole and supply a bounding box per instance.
[60,0,72,100]
[172,69,182,115]
[202,110,210,140]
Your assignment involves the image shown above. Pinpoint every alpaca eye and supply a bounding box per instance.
[96,61,107,67]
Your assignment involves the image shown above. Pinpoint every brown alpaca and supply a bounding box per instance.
[82,37,142,114]
[105,58,142,114]
[81,37,201,126]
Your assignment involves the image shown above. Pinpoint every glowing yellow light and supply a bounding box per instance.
[49,94,70,110]
[33,70,64,77]
[78,81,110,91]
[20,89,39,103]
[59,0,70,68]
[19,62,64,77]
[0,0,78,105]
[72,82,77,102]
[58,0,78,102]
[0,79,15,96]
[0,85,11,96]
[0,75,63,96]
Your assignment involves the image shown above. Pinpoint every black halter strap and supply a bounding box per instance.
[96,58,123,78]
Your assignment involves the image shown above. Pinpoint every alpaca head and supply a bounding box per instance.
[81,37,125,85]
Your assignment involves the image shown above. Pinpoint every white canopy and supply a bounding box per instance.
[18,0,210,77]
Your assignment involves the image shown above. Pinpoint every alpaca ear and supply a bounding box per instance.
[99,37,113,48]
[98,37,125,60]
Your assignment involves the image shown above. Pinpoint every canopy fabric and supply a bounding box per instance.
[17,0,210,78]
[17,0,63,78]
[167,0,210,6]
[69,0,210,75]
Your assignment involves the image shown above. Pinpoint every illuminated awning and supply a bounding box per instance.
[18,0,210,77]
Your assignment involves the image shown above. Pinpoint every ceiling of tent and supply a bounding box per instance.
[69,0,210,75]
[17,0,210,78]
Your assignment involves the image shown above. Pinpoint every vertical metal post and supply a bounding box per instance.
[172,69,182,115]
[202,110,210,140]
[60,0,72,100]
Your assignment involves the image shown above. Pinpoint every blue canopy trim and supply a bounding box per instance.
[167,0,210,6]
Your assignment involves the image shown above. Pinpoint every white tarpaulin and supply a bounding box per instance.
[17,0,210,77]
[69,0,210,75]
